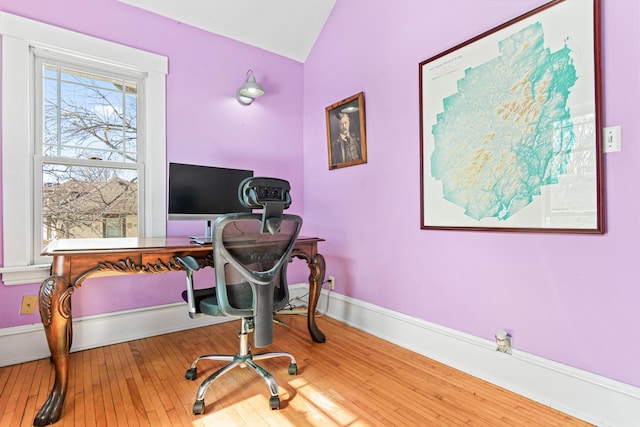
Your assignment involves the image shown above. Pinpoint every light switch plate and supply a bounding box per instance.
[603,126,621,153]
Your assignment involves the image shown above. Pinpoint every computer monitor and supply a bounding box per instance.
[168,163,254,237]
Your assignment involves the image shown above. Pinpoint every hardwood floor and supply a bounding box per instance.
[0,315,591,426]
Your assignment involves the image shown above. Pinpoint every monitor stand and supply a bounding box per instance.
[189,220,213,244]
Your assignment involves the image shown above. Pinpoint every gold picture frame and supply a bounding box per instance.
[326,92,367,170]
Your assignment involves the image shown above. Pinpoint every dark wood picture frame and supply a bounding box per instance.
[419,0,603,233]
[326,92,367,170]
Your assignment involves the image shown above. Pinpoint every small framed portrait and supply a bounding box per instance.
[325,92,367,170]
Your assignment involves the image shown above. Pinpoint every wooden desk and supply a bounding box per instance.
[33,236,326,426]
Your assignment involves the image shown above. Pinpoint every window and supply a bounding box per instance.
[1,13,167,285]
[104,216,127,238]
[35,53,143,250]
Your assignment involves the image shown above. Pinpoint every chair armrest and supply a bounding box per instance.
[176,255,200,272]
[176,256,203,318]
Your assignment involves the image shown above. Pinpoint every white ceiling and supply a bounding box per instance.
[117,0,336,62]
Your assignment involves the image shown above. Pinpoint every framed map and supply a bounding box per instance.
[419,0,603,233]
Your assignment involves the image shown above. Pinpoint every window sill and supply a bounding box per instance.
[0,264,51,286]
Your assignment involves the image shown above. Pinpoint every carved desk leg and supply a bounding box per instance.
[293,250,326,343]
[34,276,74,426]
[307,252,327,343]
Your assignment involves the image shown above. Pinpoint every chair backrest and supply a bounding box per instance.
[213,177,302,347]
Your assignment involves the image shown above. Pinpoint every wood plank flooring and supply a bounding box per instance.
[0,315,591,426]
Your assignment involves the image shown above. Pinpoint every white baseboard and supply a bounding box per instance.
[2,285,639,426]
[0,302,227,367]
[304,287,640,427]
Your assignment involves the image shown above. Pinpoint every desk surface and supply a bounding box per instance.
[44,236,324,255]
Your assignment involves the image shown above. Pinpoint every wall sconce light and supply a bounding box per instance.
[236,69,265,105]
[495,330,512,354]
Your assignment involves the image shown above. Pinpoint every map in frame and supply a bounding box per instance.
[419,0,603,233]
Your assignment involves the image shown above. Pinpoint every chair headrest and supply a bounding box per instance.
[238,177,291,209]
[238,177,292,234]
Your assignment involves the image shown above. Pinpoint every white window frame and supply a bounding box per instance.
[0,12,167,285]
[33,50,147,260]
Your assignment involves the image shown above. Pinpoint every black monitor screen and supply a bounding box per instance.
[168,163,253,220]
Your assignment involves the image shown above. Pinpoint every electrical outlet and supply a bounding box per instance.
[20,296,38,315]
[495,330,513,355]
[328,276,335,290]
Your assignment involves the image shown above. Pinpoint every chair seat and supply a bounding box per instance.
[182,283,254,317]
[182,282,288,318]
[200,282,253,316]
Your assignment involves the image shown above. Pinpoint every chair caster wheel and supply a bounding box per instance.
[288,363,297,375]
[269,396,280,410]
[185,367,197,380]
[193,399,205,415]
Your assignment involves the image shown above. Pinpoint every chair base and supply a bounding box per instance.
[186,318,297,415]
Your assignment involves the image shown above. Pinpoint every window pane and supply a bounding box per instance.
[43,77,59,147]
[59,67,123,92]
[124,92,137,157]
[43,65,57,79]
[42,63,138,163]
[41,164,138,249]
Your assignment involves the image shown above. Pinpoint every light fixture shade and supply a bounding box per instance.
[236,90,254,105]
[236,70,264,105]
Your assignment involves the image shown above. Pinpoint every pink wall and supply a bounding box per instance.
[0,0,305,324]
[302,0,640,388]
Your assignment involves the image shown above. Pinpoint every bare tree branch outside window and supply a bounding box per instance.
[40,63,139,248]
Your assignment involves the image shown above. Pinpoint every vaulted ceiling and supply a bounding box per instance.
[117,0,336,62]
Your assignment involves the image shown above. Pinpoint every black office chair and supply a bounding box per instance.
[176,177,301,415]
